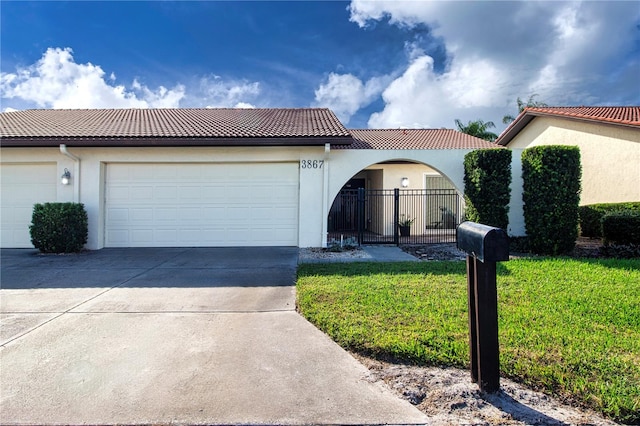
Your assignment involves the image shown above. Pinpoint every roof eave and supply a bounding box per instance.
[0,136,354,147]
[495,113,535,146]
[496,109,640,146]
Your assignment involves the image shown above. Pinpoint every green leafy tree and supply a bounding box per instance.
[454,119,498,142]
[502,94,548,124]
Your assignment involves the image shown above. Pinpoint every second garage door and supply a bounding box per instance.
[1,163,58,248]
[105,163,299,247]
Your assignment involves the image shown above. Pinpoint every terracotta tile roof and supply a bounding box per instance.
[524,106,640,125]
[0,108,352,146]
[338,129,501,150]
[496,106,640,146]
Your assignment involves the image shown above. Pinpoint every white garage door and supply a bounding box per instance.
[1,163,58,248]
[105,163,299,247]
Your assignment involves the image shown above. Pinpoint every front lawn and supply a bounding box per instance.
[296,258,640,424]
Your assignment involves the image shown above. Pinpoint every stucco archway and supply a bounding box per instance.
[325,149,473,246]
[327,149,473,206]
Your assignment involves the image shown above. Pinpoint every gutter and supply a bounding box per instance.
[59,144,80,202]
[321,143,331,248]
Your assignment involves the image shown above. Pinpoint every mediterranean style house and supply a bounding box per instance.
[496,106,640,206]
[1,108,500,249]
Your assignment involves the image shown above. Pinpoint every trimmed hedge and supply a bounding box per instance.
[602,211,640,245]
[579,202,640,238]
[463,148,512,229]
[522,145,581,255]
[30,202,88,253]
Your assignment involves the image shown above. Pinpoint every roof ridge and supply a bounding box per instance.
[348,128,452,131]
[5,107,334,113]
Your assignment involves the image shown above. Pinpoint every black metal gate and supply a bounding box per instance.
[328,188,463,245]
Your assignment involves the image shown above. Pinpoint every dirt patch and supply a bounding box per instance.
[355,354,617,425]
[401,243,467,261]
[402,237,608,261]
[298,247,371,262]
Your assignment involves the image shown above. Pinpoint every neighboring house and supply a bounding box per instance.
[496,106,640,205]
[0,108,498,249]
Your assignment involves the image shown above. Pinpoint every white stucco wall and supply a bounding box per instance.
[2,144,526,248]
[506,117,640,205]
[1,146,328,249]
[363,163,442,190]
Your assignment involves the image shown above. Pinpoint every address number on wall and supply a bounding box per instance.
[300,160,324,169]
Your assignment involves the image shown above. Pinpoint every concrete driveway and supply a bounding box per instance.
[0,247,427,425]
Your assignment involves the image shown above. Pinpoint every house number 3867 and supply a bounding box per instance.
[300,160,324,169]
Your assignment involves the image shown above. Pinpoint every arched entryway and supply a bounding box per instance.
[327,160,464,245]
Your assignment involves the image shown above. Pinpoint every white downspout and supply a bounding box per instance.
[321,143,330,248]
[60,144,80,202]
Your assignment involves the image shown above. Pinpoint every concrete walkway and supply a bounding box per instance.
[0,247,427,425]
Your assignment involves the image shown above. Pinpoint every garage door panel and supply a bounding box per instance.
[131,230,154,244]
[1,163,57,248]
[105,163,299,247]
[180,186,201,199]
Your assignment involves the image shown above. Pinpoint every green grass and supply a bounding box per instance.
[296,258,640,424]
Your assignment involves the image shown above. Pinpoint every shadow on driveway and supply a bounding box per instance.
[0,247,298,289]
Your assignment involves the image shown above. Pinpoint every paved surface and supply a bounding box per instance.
[299,245,419,263]
[362,245,419,262]
[0,247,427,425]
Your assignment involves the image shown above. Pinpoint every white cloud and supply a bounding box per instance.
[349,1,640,131]
[313,72,387,124]
[234,102,255,109]
[368,52,512,129]
[196,75,261,109]
[0,48,264,111]
[0,47,185,109]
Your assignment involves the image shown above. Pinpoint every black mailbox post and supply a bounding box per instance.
[456,221,509,393]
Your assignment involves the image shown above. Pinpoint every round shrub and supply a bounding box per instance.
[30,203,88,253]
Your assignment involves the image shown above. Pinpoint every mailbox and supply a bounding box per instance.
[457,221,509,263]
[457,221,509,393]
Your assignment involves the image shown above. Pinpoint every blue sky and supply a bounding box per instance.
[1,1,639,132]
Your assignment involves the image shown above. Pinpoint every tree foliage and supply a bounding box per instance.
[454,119,498,142]
[502,94,548,124]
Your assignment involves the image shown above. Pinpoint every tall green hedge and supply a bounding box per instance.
[463,148,512,229]
[30,202,88,253]
[522,146,581,255]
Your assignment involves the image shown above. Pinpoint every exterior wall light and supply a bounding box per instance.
[401,177,409,188]
[61,168,71,185]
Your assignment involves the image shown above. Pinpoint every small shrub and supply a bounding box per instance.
[508,236,530,253]
[601,243,640,259]
[579,202,640,238]
[326,236,359,252]
[602,210,640,245]
[463,148,512,229]
[522,145,581,255]
[30,202,88,253]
